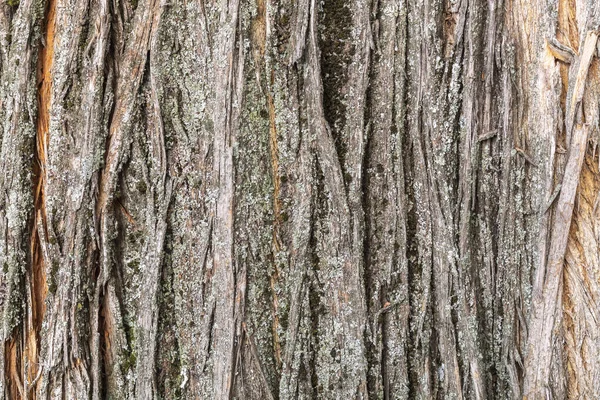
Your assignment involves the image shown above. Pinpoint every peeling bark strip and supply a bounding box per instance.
[2,0,600,398]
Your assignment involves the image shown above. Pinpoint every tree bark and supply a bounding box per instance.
[1,0,600,398]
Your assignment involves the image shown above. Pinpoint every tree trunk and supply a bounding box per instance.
[1,0,600,398]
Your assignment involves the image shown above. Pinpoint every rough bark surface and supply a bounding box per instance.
[1,0,600,398]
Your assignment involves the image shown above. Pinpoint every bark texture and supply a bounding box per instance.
[1,0,600,398]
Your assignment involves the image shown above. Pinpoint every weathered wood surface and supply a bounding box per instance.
[1,0,600,398]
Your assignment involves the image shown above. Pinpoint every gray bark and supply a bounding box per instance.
[1,0,600,398]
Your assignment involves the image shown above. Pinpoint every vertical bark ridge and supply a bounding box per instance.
[93,0,160,397]
[230,1,280,398]
[41,0,112,394]
[453,0,486,394]
[404,0,465,396]
[266,2,316,398]
[364,0,410,396]
[148,0,215,396]
[211,1,244,398]
[0,0,45,397]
